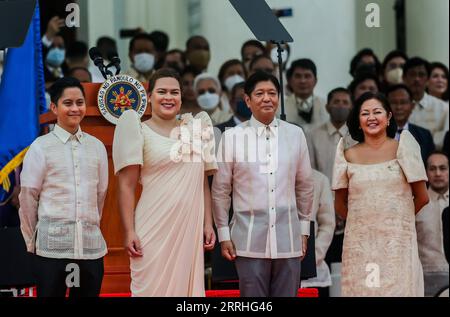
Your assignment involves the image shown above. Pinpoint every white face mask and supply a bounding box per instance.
[197,92,220,111]
[270,47,288,65]
[386,67,403,84]
[134,53,155,73]
[224,74,245,92]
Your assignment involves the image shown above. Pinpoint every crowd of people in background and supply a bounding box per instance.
[1,15,448,297]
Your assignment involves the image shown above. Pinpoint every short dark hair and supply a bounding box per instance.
[218,59,247,89]
[129,33,154,53]
[327,87,351,104]
[185,35,209,51]
[66,41,88,61]
[426,150,449,168]
[240,39,266,60]
[348,72,380,97]
[148,68,182,94]
[249,54,273,72]
[349,48,381,77]
[347,92,397,142]
[49,77,85,104]
[287,58,317,79]
[403,57,431,78]
[382,50,408,71]
[244,71,280,96]
[149,30,169,53]
[231,82,245,101]
[68,67,92,82]
[181,65,201,80]
[386,84,413,101]
[96,36,117,59]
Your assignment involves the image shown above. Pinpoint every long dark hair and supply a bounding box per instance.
[347,92,397,142]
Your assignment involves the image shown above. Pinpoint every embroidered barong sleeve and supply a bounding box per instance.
[18,144,45,252]
[295,130,314,237]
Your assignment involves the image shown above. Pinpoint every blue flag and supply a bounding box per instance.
[0,3,46,202]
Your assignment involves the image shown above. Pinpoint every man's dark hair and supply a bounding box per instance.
[349,48,381,77]
[49,77,85,104]
[185,35,209,51]
[68,67,92,82]
[287,58,317,79]
[231,82,246,101]
[386,84,413,101]
[347,92,397,142]
[66,41,88,61]
[348,72,380,97]
[96,36,117,59]
[149,30,169,53]
[148,68,182,94]
[218,59,247,89]
[244,71,280,96]
[327,87,351,104]
[426,150,449,169]
[382,50,408,72]
[249,54,274,73]
[129,33,155,53]
[240,39,266,60]
[181,65,202,78]
[403,57,431,78]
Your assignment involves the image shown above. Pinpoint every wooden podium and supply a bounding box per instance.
[39,83,150,293]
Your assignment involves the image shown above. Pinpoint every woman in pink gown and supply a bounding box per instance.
[113,68,217,296]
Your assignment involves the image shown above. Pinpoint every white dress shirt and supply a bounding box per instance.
[19,125,108,260]
[306,121,357,182]
[410,92,449,149]
[212,116,314,259]
[416,188,449,273]
[283,94,329,134]
[395,122,410,141]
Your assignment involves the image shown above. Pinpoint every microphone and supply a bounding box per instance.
[107,50,121,75]
[89,47,107,80]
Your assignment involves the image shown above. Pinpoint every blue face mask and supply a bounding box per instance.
[235,99,252,120]
[46,47,65,67]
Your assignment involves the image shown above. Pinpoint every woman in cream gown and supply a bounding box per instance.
[332,92,429,297]
[113,69,217,297]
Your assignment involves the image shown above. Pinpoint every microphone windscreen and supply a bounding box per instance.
[89,47,102,61]
[107,50,119,61]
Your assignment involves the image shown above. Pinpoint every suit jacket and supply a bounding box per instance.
[407,123,435,162]
[215,117,237,133]
[443,207,449,264]
[210,116,239,284]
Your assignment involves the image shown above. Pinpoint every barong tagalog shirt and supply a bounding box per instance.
[19,124,108,260]
[212,116,314,259]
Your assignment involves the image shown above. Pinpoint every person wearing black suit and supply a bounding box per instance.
[387,84,435,162]
[408,123,436,162]
[443,207,449,264]
[215,82,251,133]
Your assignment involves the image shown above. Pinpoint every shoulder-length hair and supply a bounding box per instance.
[347,92,397,142]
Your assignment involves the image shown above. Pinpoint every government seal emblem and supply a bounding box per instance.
[97,75,147,124]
